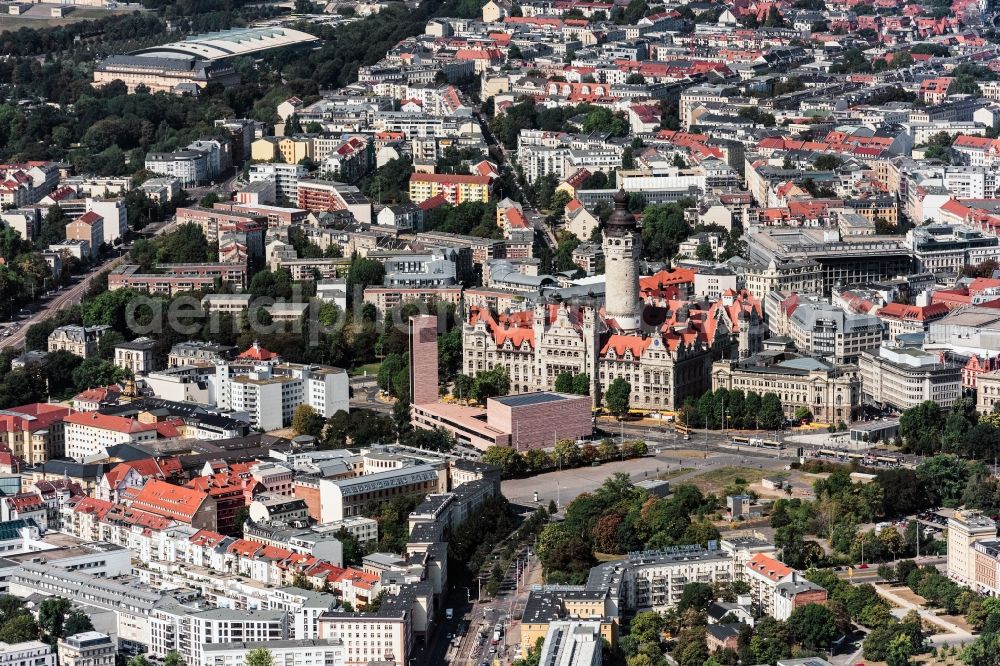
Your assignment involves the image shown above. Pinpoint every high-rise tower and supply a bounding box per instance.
[602,189,642,331]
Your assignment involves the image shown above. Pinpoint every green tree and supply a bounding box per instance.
[38,596,71,639]
[292,405,325,437]
[885,631,913,666]
[788,603,837,650]
[0,613,38,643]
[162,653,184,666]
[628,611,665,643]
[760,392,784,430]
[246,649,274,666]
[482,446,525,477]
[62,610,93,637]
[473,366,510,403]
[605,378,631,418]
[72,358,127,391]
[677,582,714,613]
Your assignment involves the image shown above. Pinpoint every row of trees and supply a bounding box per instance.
[481,438,648,478]
[679,388,787,431]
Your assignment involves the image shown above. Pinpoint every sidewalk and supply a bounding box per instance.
[875,584,973,641]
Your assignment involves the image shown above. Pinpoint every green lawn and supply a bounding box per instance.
[349,362,381,377]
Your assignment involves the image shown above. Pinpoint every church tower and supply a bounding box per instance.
[602,189,643,332]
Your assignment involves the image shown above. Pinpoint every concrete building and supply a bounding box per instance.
[108,263,247,296]
[213,353,349,431]
[408,173,491,205]
[48,325,111,359]
[319,464,444,522]
[63,412,161,461]
[787,303,883,364]
[318,605,410,666]
[859,345,962,411]
[364,287,463,320]
[57,632,115,666]
[65,212,103,259]
[948,510,997,586]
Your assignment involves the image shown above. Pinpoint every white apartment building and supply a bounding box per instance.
[145,151,208,188]
[0,641,56,666]
[203,639,346,666]
[183,609,288,665]
[249,163,308,201]
[319,610,410,666]
[213,361,349,431]
[622,547,736,611]
[63,412,159,462]
[268,588,338,640]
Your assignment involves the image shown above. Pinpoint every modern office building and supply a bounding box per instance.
[859,345,963,411]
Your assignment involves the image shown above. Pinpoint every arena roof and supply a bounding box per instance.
[130,27,318,62]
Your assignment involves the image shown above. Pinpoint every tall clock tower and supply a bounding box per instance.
[602,189,642,332]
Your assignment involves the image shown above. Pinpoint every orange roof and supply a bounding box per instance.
[190,530,227,547]
[130,479,209,522]
[0,404,71,436]
[876,302,949,322]
[238,342,277,361]
[746,553,793,581]
[229,539,262,557]
[600,334,652,358]
[64,411,157,435]
[410,173,492,185]
[73,496,114,518]
[76,211,103,226]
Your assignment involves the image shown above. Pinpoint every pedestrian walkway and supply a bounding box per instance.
[875,584,973,641]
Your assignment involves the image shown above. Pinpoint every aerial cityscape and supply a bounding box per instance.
[0,0,1000,665]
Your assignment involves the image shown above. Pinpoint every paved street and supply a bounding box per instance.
[1,216,177,352]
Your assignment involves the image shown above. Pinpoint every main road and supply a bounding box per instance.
[0,216,179,352]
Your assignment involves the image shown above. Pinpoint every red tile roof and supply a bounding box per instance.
[130,479,209,523]
[64,411,157,434]
[237,342,277,361]
[746,553,793,581]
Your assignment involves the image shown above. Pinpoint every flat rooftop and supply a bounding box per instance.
[491,392,578,407]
